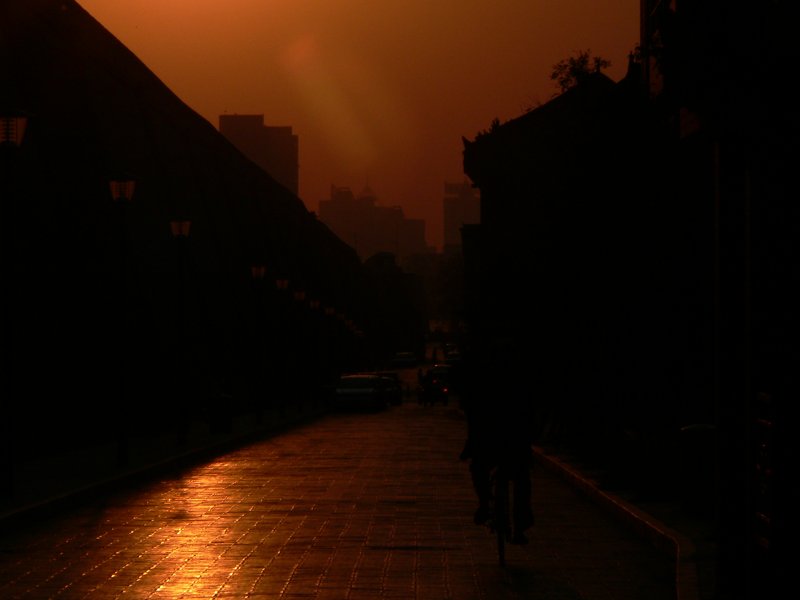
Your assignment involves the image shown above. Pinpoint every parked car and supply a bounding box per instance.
[389,351,418,367]
[333,373,390,412]
[374,370,403,405]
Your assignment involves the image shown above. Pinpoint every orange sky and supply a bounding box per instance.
[77,0,640,251]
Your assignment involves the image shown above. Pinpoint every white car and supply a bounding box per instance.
[333,373,390,412]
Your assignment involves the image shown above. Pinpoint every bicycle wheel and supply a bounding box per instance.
[493,472,510,567]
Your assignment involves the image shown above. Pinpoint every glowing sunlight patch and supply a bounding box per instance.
[280,34,378,168]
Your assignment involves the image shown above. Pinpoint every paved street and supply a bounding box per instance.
[0,401,675,599]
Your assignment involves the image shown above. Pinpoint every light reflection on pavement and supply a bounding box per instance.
[0,401,675,600]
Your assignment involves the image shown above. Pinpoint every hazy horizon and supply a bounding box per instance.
[77,0,639,251]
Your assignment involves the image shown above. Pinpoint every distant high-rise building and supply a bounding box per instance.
[319,185,431,263]
[399,218,428,262]
[443,180,480,256]
[219,114,299,196]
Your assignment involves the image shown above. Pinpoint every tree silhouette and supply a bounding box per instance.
[550,49,611,93]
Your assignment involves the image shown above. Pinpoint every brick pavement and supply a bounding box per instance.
[0,402,676,599]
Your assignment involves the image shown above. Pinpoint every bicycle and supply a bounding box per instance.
[488,463,512,567]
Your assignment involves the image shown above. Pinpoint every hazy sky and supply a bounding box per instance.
[77,0,640,250]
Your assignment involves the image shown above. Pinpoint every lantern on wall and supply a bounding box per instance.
[0,115,28,147]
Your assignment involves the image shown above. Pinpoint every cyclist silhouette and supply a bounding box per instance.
[457,338,535,544]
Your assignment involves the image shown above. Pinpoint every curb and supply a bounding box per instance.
[532,447,700,600]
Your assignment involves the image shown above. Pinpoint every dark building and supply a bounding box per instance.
[1,0,419,484]
[219,114,299,197]
[442,180,480,257]
[463,2,797,597]
[318,184,431,264]
[362,252,428,364]
[637,1,798,597]
[463,67,665,431]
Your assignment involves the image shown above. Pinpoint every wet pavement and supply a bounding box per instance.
[0,401,675,599]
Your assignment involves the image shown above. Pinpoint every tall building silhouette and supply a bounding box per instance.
[318,185,431,264]
[442,180,480,257]
[219,114,299,197]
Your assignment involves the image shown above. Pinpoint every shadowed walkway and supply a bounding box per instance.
[0,402,675,599]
